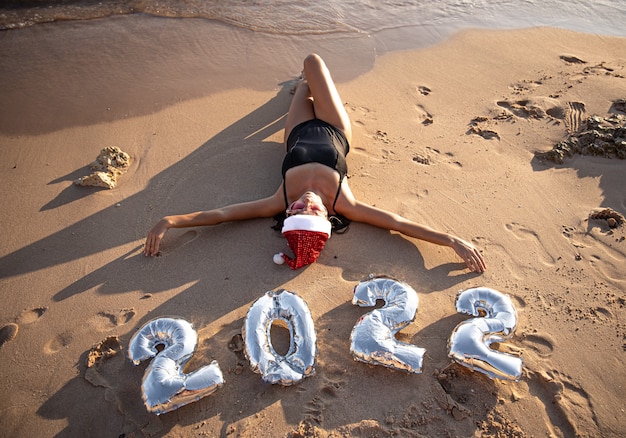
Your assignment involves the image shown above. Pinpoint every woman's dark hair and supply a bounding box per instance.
[272,213,351,234]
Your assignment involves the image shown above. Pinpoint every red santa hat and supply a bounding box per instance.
[273,215,332,270]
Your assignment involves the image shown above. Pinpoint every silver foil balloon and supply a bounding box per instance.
[448,287,523,381]
[128,317,224,415]
[243,290,317,386]
[350,277,425,374]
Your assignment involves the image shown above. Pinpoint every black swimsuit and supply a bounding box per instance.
[282,119,350,213]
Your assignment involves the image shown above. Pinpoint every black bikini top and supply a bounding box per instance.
[282,172,345,212]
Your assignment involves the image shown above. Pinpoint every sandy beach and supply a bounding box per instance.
[1,15,625,437]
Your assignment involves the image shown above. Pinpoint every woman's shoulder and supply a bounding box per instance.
[334,184,396,225]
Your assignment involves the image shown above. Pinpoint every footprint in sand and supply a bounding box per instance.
[591,306,613,321]
[409,187,430,200]
[435,363,494,421]
[412,86,433,123]
[412,146,440,165]
[467,116,500,140]
[519,332,555,358]
[304,395,325,423]
[528,369,599,437]
[85,336,122,368]
[0,323,19,350]
[505,222,556,266]
[412,152,431,165]
[582,62,620,76]
[83,336,159,432]
[227,332,247,374]
[508,79,542,95]
[443,151,463,169]
[416,103,433,126]
[44,331,74,354]
[562,225,626,283]
[417,85,431,96]
[374,130,392,145]
[587,253,625,284]
[412,147,439,166]
[346,104,376,128]
[497,97,563,120]
[474,236,525,280]
[413,147,462,168]
[304,364,347,424]
[17,306,47,324]
[89,308,136,332]
[511,294,527,309]
[497,100,541,119]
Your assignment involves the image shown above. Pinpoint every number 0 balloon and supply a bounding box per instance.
[243,290,317,386]
[128,317,225,415]
[448,287,523,381]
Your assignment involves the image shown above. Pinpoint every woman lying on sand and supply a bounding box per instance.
[144,53,486,273]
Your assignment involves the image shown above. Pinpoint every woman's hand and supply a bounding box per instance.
[144,218,173,256]
[450,237,486,273]
[141,194,284,257]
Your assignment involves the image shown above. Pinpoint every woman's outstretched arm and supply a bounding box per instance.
[341,198,486,273]
[144,189,285,256]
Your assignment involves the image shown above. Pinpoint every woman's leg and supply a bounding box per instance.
[283,79,315,149]
[302,53,352,144]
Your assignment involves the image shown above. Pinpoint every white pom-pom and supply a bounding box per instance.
[273,253,285,265]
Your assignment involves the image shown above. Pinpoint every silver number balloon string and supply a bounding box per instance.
[350,277,425,374]
[448,287,524,381]
[128,317,225,414]
[243,290,317,386]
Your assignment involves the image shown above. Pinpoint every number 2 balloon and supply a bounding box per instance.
[128,317,224,414]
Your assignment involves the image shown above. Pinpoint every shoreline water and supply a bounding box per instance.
[2,0,625,40]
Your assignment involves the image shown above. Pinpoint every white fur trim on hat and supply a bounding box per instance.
[282,215,331,236]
